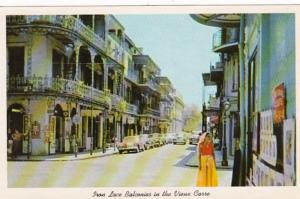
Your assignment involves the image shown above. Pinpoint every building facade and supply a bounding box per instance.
[6,15,184,156]
[192,14,296,186]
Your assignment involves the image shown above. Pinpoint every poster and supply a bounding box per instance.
[272,83,285,124]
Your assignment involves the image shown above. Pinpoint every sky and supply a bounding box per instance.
[116,14,219,109]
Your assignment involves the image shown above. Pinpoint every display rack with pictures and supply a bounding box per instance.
[260,109,277,166]
[283,118,296,185]
[252,112,260,153]
[252,158,284,186]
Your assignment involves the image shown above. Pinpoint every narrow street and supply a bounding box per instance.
[8,144,232,187]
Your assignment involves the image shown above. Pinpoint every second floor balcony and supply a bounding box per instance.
[210,62,224,83]
[7,15,106,52]
[126,102,139,115]
[7,76,108,107]
[142,107,161,117]
[212,28,239,53]
[138,79,160,92]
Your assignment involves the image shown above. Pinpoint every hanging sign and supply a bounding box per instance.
[272,83,285,124]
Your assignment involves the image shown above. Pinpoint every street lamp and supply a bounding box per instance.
[90,88,93,156]
[222,99,230,166]
[72,113,80,158]
[25,83,32,160]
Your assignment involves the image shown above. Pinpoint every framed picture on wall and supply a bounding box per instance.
[283,118,296,185]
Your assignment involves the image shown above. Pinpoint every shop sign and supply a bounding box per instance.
[128,117,135,124]
[272,83,285,124]
[49,116,56,144]
[208,96,220,109]
[210,115,219,124]
[23,115,31,139]
[31,121,40,139]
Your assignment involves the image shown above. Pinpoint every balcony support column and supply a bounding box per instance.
[74,41,81,81]
[92,15,95,32]
[89,48,97,88]
[89,48,97,155]
[113,70,118,95]
[103,58,109,91]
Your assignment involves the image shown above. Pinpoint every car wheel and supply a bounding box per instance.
[119,150,123,154]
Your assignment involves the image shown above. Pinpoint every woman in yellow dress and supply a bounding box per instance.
[196,133,218,186]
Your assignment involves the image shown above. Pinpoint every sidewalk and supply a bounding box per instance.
[7,147,119,161]
[185,149,234,170]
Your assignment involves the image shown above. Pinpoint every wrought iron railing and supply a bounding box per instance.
[126,70,139,82]
[212,28,239,50]
[110,94,121,106]
[210,62,224,72]
[7,15,106,50]
[7,76,107,104]
[139,79,160,91]
[143,107,160,117]
[126,102,138,114]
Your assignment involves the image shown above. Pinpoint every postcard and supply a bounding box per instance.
[0,3,299,199]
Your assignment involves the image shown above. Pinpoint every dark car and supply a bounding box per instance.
[189,133,200,145]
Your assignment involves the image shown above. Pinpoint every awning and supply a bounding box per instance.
[190,14,241,28]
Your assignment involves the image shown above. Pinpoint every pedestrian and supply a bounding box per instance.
[196,133,218,187]
[12,129,23,158]
[7,128,13,157]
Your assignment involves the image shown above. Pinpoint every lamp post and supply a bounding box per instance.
[25,83,32,160]
[72,113,80,158]
[222,99,230,166]
[90,88,93,156]
[102,109,108,153]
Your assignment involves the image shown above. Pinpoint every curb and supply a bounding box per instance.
[184,162,233,170]
[7,151,119,162]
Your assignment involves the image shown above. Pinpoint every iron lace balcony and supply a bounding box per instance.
[7,76,108,106]
[212,28,239,53]
[7,15,106,51]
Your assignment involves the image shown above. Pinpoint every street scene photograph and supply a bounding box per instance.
[6,13,296,188]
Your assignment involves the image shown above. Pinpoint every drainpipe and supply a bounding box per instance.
[238,14,246,186]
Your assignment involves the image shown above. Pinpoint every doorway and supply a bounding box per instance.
[7,104,25,154]
[54,104,64,153]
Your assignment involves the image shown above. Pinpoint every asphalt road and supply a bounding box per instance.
[7,144,232,187]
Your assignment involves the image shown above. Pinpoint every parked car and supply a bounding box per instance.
[139,134,153,149]
[173,134,187,145]
[158,133,167,145]
[148,133,163,147]
[165,133,175,144]
[117,136,145,154]
[189,133,200,145]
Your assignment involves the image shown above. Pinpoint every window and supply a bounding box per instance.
[8,46,24,77]
[232,57,239,91]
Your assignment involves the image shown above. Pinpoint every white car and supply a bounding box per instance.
[173,134,187,145]
[117,136,145,154]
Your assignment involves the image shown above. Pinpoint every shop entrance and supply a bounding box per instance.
[7,104,25,154]
[54,104,64,153]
